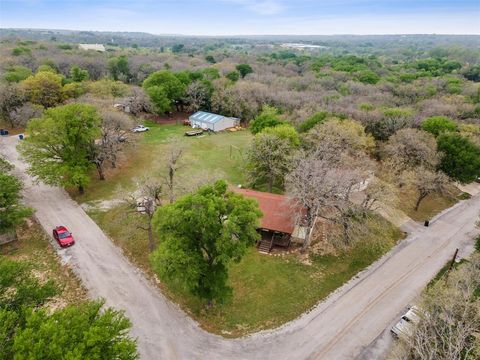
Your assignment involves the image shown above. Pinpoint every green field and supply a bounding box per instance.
[75,121,252,203]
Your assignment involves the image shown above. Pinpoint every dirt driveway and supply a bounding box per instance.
[2,135,479,360]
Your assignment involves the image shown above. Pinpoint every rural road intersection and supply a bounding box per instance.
[1,135,479,360]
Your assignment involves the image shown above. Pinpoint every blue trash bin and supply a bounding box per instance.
[3,130,8,136]
[0,129,5,136]
[19,134,24,140]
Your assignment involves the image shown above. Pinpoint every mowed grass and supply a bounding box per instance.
[90,206,403,337]
[397,186,464,222]
[1,222,87,306]
[75,122,252,203]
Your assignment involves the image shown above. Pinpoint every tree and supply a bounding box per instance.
[3,66,32,83]
[437,133,480,183]
[246,133,293,192]
[421,116,457,136]
[21,71,63,108]
[87,79,129,98]
[91,109,133,180]
[261,123,300,146]
[205,55,216,64]
[404,167,450,211]
[126,177,164,252]
[108,55,130,82]
[11,301,138,360]
[384,128,441,175]
[145,86,171,115]
[150,180,261,304]
[392,254,480,360]
[164,144,183,204]
[286,152,367,250]
[183,80,213,112]
[236,64,253,78]
[225,71,240,82]
[69,65,89,82]
[249,105,284,134]
[304,118,375,168]
[19,104,101,194]
[1,254,138,360]
[366,107,413,141]
[298,111,329,133]
[0,173,34,233]
[143,70,186,113]
[0,83,25,128]
[8,102,43,129]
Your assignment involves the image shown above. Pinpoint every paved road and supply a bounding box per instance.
[2,135,479,360]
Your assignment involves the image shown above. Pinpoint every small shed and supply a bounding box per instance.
[189,111,239,132]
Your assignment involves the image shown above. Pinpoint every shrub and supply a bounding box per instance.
[421,116,457,136]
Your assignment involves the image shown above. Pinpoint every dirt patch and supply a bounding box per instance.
[144,111,190,125]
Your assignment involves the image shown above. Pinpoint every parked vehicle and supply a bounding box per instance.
[185,129,203,137]
[52,226,75,247]
[391,306,422,339]
[131,125,150,133]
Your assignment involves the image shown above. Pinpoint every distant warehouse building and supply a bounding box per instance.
[78,43,106,52]
[189,111,239,132]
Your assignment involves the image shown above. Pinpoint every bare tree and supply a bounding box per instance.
[361,177,399,212]
[391,253,480,360]
[286,151,368,251]
[403,167,450,211]
[91,109,133,180]
[163,141,184,204]
[126,177,163,252]
[384,128,441,176]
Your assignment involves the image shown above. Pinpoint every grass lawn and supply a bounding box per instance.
[1,222,87,306]
[90,206,403,337]
[74,121,252,203]
[397,186,465,222]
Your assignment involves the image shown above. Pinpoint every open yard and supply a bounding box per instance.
[74,121,252,203]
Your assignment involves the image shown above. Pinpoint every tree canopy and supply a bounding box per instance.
[21,71,63,108]
[0,172,33,233]
[249,105,284,134]
[421,116,458,136]
[150,180,261,303]
[19,103,101,193]
[437,133,480,183]
[142,70,186,114]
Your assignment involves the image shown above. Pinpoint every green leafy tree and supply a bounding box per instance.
[143,70,186,113]
[298,111,329,133]
[151,181,261,304]
[19,104,101,194]
[171,44,184,53]
[246,133,293,192]
[21,71,63,108]
[205,55,216,64]
[249,105,284,134]
[145,86,171,115]
[69,65,89,82]
[225,71,240,82]
[261,123,300,146]
[235,64,253,78]
[0,173,33,233]
[437,133,480,183]
[108,55,130,82]
[3,66,32,83]
[357,70,380,84]
[87,79,129,98]
[12,301,138,360]
[421,116,458,136]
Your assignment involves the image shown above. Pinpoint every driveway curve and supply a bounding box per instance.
[2,135,479,360]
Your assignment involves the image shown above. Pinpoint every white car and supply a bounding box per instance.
[391,306,422,339]
[131,125,150,133]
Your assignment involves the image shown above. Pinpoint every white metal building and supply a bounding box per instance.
[189,111,239,132]
[78,44,106,52]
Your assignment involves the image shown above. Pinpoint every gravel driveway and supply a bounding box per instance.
[2,135,479,360]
